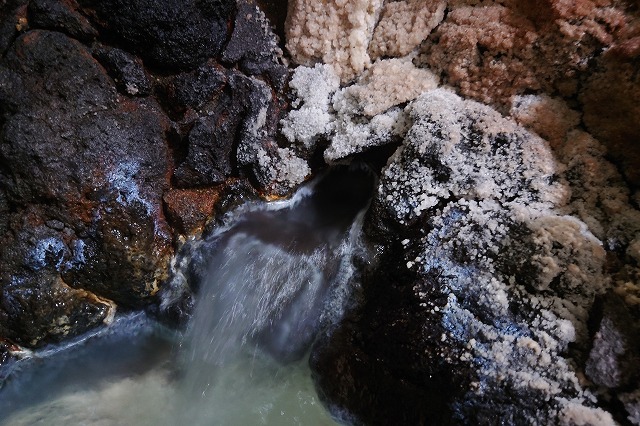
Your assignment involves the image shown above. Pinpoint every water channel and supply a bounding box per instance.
[0,166,375,426]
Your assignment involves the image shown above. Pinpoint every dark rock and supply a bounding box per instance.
[93,45,151,96]
[223,0,288,89]
[0,270,113,347]
[77,0,234,70]
[310,257,471,426]
[586,293,640,389]
[206,178,260,225]
[28,0,98,42]
[0,30,173,346]
[163,187,221,234]
[174,114,236,187]
[0,0,27,56]
[620,390,640,425]
[170,64,226,111]
[0,189,8,236]
[172,69,289,191]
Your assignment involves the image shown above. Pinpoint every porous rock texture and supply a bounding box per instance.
[284,0,640,423]
[285,0,384,83]
[1,0,640,424]
[286,0,640,186]
[0,0,300,350]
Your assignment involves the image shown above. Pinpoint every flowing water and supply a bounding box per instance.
[0,166,374,426]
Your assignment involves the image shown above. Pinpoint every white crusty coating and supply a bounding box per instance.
[376,89,612,422]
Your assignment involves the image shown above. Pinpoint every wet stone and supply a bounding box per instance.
[170,64,226,111]
[93,45,152,96]
[163,188,221,234]
[28,0,98,42]
[222,0,288,89]
[77,0,234,70]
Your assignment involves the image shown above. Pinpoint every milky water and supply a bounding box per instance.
[0,166,374,426]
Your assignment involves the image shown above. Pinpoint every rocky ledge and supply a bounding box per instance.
[1,0,640,424]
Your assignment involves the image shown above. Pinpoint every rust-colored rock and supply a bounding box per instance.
[420,0,627,108]
[163,188,221,234]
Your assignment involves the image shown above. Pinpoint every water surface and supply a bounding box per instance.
[0,166,374,426]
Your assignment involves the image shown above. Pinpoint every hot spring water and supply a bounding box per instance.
[0,167,374,425]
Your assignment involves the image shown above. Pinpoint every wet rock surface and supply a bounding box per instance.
[2,0,640,424]
[0,0,296,350]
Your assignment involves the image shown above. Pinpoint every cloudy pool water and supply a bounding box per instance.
[0,166,375,426]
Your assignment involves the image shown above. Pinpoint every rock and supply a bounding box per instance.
[0,30,173,346]
[174,115,236,187]
[169,64,226,112]
[580,45,640,187]
[280,64,341,150]
[310,258,472,425]
[223,0,288,89]
[285,0,384,83]
[0,0,28,56]
[335,58,439,118]
[163,188,221,234]
[510,94,580,149]
[28,0,98,42]
[77,0,234,70]
[234,72,310,195]
[419,1,626,108]
[0,270,114,347]
[311,89,615,424]
[280,63,414,163]
[586,293,640,389]
[368,0,446,60]
[93,45,152,96]
[620,390,640,426]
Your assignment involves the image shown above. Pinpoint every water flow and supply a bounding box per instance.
[0,165,374,426]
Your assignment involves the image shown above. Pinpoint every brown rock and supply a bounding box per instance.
[580,47,640,187]
[420,0,627,108]
[163,188,221,234]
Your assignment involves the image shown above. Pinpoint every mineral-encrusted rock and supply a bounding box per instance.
[222,0,288,89]
[419,1,627,108]
[285,0,384,83]
[311,89,616,424]
[580,41,640,187]
[621,390,640,426]
[281,62,423,163]
[234,72,311,195]
[77,0,234,70]
[368,0,446,60]
[0,30,173,345]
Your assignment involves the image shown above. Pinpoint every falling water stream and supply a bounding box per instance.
[0,166,374,426]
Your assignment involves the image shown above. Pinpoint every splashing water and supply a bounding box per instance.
[0,166,375,426]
